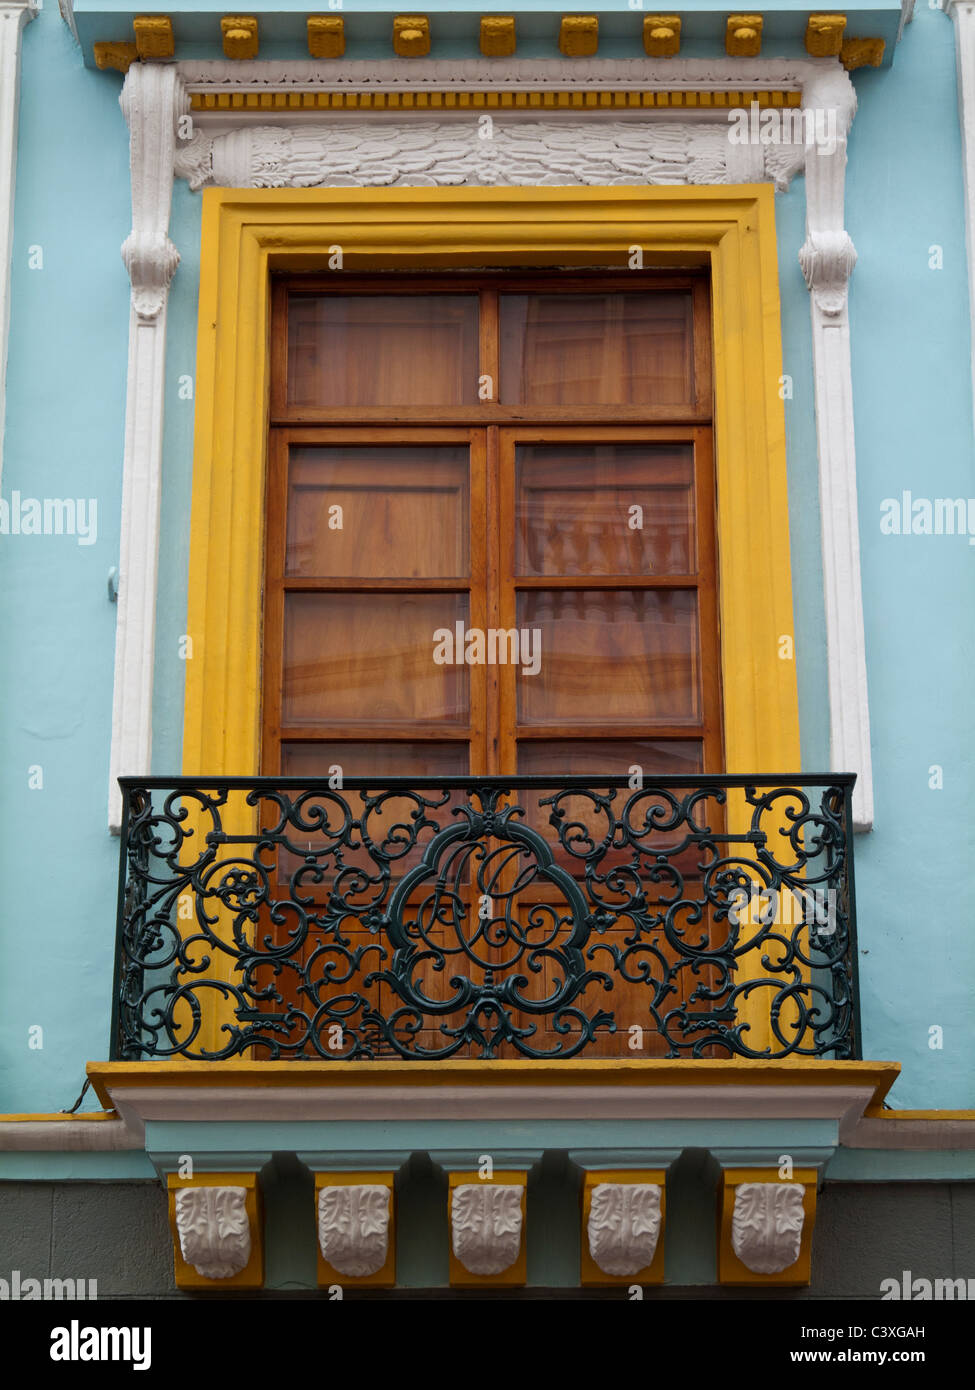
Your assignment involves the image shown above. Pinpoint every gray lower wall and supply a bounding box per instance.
[1,1169,973,1299]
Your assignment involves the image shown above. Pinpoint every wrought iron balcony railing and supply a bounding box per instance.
[112,775,861,1063]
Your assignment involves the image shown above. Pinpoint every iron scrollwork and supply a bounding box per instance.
[112,774,861,1062]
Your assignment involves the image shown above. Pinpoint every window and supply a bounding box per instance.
[257,274,722,1056]
[263,274,721,785]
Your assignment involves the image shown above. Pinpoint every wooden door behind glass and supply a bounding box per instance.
[264,275,720,1058]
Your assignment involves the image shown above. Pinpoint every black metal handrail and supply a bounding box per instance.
[111,774,861,1062]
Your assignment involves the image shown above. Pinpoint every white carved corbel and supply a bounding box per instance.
[450,1183,524,1276]
[798,66,874,833]
[173,1185,252,1279]
[731,1182,806,1274]
[108,62,186,832]
[587,1182,662,1276]
[0,2,37,489]
[317,1184,391,1278]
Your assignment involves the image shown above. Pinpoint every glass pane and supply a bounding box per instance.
[517,739,703,778]
[287,446,469,578]
[515,444,695,576]
[499,291,694,406]
[516,589,700,725]
[282,742,469,778]
[283,593,470,726]
[288,295,479,407]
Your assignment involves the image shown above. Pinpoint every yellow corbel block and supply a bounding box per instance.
[841,36,885,69]
[133,16,174,60]
[643,15,680,57]
[480,16,516,57]
[581,1170,667,1287]
[448,1171,527,1287]
[308,16,345,59]
[167,1172,264,1291]
[559,15,598,57]
[804,13,847,57]
[221,15,258,60]
[393,15,431,56]
[717,1168,818,1287]
[93,41,138,73]
[725,14,763,57]
[314,1172,396,1288]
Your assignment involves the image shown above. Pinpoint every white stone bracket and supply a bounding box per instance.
[587,1181,662,1276]
[317,1183,391,1277]
[108,63,185,832]
[731,1181,807,1273]
[173,1184,252,1279]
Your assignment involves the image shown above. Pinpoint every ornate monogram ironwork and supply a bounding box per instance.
[112,775,861,1062]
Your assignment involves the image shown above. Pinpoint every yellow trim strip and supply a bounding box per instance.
[0,1110,119,1123]
[188,87,804,112]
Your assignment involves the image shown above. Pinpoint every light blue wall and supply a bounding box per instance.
[0,5,972,1118]
[843,6,975,1107]
[0,7,131,1114]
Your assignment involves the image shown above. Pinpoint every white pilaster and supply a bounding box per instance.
[800,66,874,833]
[109,63,184,832]
[948,3,975,436]
[0,1,37,489]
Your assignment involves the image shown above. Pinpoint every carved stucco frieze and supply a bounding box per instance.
[317,1184,391,1278]
[174,1186,252,1280]
[731,1182,806,1274]
[175,119,750,191]
[175,119,807,193]
[451,1184,523,1276]
[587,1182,662,1276]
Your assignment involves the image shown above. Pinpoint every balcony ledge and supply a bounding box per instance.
[87,1058,899,1141]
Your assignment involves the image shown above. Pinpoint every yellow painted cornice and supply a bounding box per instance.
[841,35,885,68]
[307,15,344,59]
[480,15,516,57]
[133,14,174,60]
[559,15,599,57]
[643,15,681,58]
[93,40,138,73]
[726,13,763,57]
[393,14,430,57]
[221,14,258,60]
[805,13,847,56]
